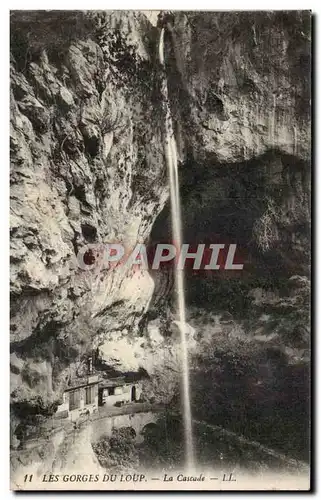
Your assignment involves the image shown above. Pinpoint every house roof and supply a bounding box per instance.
[65,374,100,392]
[99,376,128,389]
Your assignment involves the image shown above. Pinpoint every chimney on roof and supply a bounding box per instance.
[87,356,93,375]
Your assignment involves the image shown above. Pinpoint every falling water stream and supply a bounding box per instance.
[158,27,195,471]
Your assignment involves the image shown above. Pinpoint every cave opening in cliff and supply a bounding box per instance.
[149,149,310,316]
[146,144,310,464]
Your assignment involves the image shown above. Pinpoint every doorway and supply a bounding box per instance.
[131,386,136,402]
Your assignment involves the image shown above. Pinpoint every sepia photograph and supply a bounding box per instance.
[9,9,311,491]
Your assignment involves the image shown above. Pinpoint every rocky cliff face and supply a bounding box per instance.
[153,10,310,281]
[167,11,310,163]
[10,10,310,445]
[10,11,168,413]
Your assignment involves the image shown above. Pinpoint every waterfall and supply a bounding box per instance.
[158,27,195,470]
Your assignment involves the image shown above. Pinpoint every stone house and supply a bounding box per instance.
[98,376,142,408]
[55,374,99,422]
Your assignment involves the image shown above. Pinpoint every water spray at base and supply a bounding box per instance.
[158,26,195,471]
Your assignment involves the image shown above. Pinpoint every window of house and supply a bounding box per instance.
[69,390,80,410]
[108,387,115,396]
[85,386,95,405]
